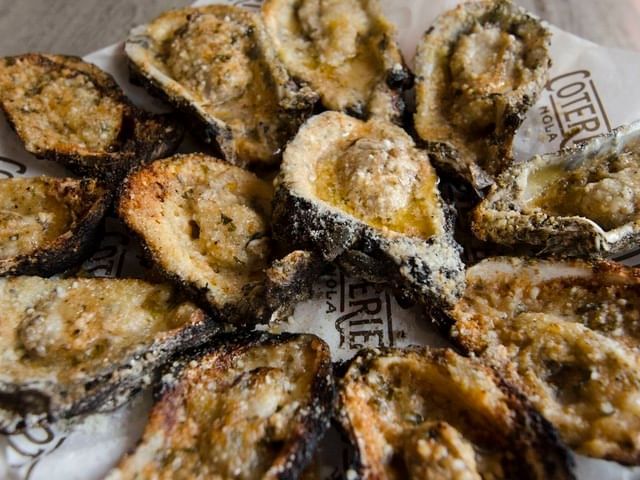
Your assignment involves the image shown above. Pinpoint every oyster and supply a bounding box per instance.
[0,54,183,183]
[474,122,640,257]
[125,5,318,169]
[262,0,412,123]
[450,257,640,464]
[0,277,214,433]
[338,347,574,479]
[272,111,464,310]
[414,0,551,190]
[118,153,320,324]
[108,333,334,479]
[0,176,110,276]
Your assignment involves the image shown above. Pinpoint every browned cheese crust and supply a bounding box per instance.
[118,153,319,324]
[262,0,412,124]
[450,257,640,464]
[108,333,334,480]
[0,54,183,183]
[0,176,110,275]
[414,0,551,190]
[0,277,214,433]
[338,347,574,479]
[125,5,318,169]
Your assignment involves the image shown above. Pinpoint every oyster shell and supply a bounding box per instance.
[338,347,574,479]
[118,153,320,324]
[125,5,318,169]
[414,0,551,190]
[262,0,412,123]
[449,257,640,464]
[474,121,640,257]
[272,111,465,310]
[0,176,110,276]
[0,54,183,183]
[108,333,334,479]
[0,277,214,433]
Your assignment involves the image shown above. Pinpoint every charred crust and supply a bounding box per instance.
[0,178,112,277]
[0,54,184,185]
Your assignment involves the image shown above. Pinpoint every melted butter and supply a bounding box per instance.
[314,131,439,239]
[527,147,640,230]
[0,178,73,258]
[0,58,124,153]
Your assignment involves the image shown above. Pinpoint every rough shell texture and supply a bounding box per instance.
[272,111,465,311]
[108,332,334,480]
[118,153,320,324]
[449,256,640,464]
[0,277,215,433]
[262,0,412,124]
[0,54,183,184]
[125,5,318,169]
[473,121,640,257]
[414,0,551,190]
[338,347,574,479]
[0,177,110,276]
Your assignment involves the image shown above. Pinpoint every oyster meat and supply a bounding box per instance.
[0,176,110,276]
[338,347,574,479]
[273,111,464,310]
[0,54,183,183]
[118,153,319,324]
[262,0,412,123]
[474,121,640,257]
[108,333,334,479]
[414,0,551,190]
[0,277,214,433]
[450,257,640,464]
[125,5,318,168]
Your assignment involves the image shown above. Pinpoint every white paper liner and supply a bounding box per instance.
[2,0,640,478]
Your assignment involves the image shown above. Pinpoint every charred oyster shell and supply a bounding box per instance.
[262,0,412,123]
[0,54,183,183]
[0,277,214,433]
[414,0,551,190]
[338,347,574,479]
[125,5,318,169]
[474,121,640,257]
[272,111,464,310]
[108,333,334,479]
[449,257,640,464]
[118,153,320,324]
[0,176,110,276]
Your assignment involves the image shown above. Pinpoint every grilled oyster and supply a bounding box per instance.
[273,111,464,310]
[118,153,319,324]
[473,122,640,257]
[108,333,334,479]
[262,0,411,123]
[0,277,214,433]
[450,257,640,464]
[0,176,109,276]
[125,5,317,169]
[414,0,551,190]
[0,54,183,183]
[338,347,574,479]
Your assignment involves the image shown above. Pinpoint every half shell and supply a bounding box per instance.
[338,347,574,479]
[449,256,640,464]
[262,0,412,123]
[272,111,465,310]
[0,176,110,276]
[118,153,320,324]
[0,54,183,183]
[414,0,551,190]
[0,277,214,433]
[474,121,640,257]
[125,5,318,168]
